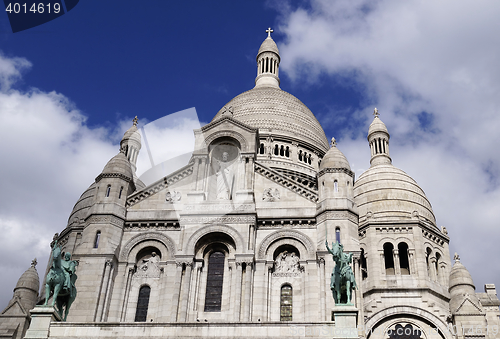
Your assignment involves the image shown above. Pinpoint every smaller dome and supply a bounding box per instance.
[368,116,389,137]
[67,182,96,226]
[258,37,279,57]
[449,259,475,293]
[122,125,141,144]
[14,263,39,293]
[320,138,351,171]
[101,152,133,179]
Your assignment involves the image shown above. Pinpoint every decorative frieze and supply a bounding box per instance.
[316,211,358,224]
[179,215,256,224]
[184,203,254,212]
[87,215,124,227]
[262,188,280,202]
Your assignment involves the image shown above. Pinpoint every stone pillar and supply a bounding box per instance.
[393,249,401,275]
[170,262,183,322]
[95,260,113,322]
[318,257,326,321]
[188,261,203,320]
[238,156,246,191]
[408,250,416,275]
[353,256,364,333]
[198,158,207,192]
[179,262,193,322]
[429,256,437,281]
[191,157,200,190]
[243,262,253,321]
[120,267,134,321]
[24,306,61,339]
[101,260,115,321]
[246,156,254,191]
[233,262,243,321]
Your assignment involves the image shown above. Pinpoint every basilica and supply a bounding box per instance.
[1,31,499,339]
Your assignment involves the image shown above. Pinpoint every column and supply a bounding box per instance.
[101,261,115,321]
[246,156,254,190]
[179,262,193,322]
[318,258,326,321]
[95,260,112,322]
[188,261,203,321]
[408,250,416,275]
[243,262,253,321]
[170,262,183,322]
[353,256,364,332]
[393,249,401,275]
[192,158,200,190]
[233,262,243,321]
[429,256,437,282]
[199,157,207,192]
[120,267,134,321]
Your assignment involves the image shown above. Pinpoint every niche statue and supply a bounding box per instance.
[44,240,78,321]
[325,240,357,305]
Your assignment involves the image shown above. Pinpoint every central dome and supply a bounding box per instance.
[212,86,329,153]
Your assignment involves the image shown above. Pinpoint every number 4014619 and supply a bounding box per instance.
[5,2,61,14]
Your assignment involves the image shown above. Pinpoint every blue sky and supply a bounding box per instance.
[1,0,500,309]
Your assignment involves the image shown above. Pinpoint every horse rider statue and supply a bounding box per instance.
[43,239,78,321]
[325,240,357,305]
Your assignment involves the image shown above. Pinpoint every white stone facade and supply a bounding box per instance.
[2,32,499,339]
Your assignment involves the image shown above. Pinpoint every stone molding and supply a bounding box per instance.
[365,305,452,339]
[95,172,132,183]
[255,161,318,202]
[184,203,254,212]
[184,224,245,254]
[87,215,124,227]
[180,215,256,224]
[316,211,358,224]
[119,232,177,261]
[126,164,194,207]
[203,129,249,152]
[317,167,354,178]
[257,229,315,260]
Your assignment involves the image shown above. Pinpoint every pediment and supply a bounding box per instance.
[454,295,484,314]
[1,298,27,316]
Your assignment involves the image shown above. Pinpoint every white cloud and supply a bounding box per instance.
[278,0,500,289]
[0,53,118,308]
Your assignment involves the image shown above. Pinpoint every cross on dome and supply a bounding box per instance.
[133,116,139,126]
[373,108,379,117]
[266,27,273,38]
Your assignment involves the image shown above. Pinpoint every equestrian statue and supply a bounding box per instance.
[43,239,78,321]
[325,240,357,305]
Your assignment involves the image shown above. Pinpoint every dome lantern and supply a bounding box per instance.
[255,28,280,89]
[368,108,391,166]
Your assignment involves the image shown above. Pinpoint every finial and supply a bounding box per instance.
[266,27,273,38]
[31,258,37,268]
[133,116,138,126]
[373,108,379,117]
[454,252,460,263]
[330,137,337,147]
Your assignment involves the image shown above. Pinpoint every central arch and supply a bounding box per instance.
[257,229,315,260]
[184,224,245,254]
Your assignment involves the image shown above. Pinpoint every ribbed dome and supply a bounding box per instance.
[102,152,133,179]
[212,87,329,152]
[122,125,141,144]
[353,164,436,226]
[449,260,475,292]
[67,182,96,226]
[258,37,279,56]
[320,141,351,171]
[368,116,389,136]
[15,265,39,293]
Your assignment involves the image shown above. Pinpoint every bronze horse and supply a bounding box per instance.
[44,240,77,321]
[326,240,357,304]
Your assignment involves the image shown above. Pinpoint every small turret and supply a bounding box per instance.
[6,259,39,314]
[255,28,280,89]
[368,108,391,166]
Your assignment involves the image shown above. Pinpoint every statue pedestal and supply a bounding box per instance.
[24,306,61,339]
[331,305,358,339]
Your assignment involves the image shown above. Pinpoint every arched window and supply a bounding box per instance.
[204,251,225,312]
[134,285,151,322]
[361,248,368,280]
[259,143,265,154]
[298,150,303,161]
[285,146,290,157]
[335,227,341,243]
[105,185,111,197]
[274,144,279,155]
[119,186,123,199]
[280,284,292,321]
[334,180,338,193]
[93,231,101,249]
[308,154,311,165]
[266,57,269,73]
[280,145,284,156]
[383,243,395,275]
[398,242,410,275]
